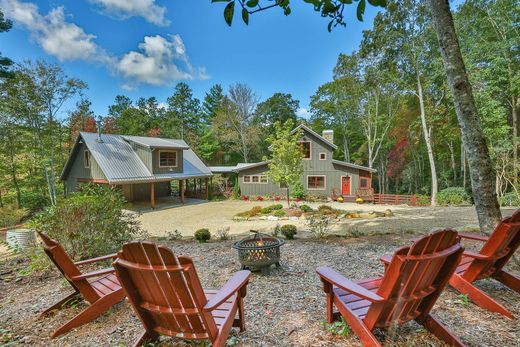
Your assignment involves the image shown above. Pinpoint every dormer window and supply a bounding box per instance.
[299,141,311,159]
[84,150,90,168]
[159,150,177,168]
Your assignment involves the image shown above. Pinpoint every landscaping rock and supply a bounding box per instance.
[267,216,279,221]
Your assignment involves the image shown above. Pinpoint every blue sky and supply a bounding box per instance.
[1,0,384,119]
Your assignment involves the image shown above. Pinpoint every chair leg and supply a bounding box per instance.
[335,303,381,347]
[494,270,520,294]
[132,330,159,347]
[450,274,514,318]
[237,295,246,332]
[40,291,79,317]
[326,292,334,324]
[51,290,124,338]
[417,314,465,347]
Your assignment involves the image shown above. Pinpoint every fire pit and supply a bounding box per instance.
[232,231,285,274]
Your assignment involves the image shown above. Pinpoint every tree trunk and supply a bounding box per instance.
[416,72,438,206]
[513,95,518,186]
[428,0,502,234]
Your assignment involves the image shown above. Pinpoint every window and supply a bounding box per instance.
[159,151,177,167]
[360,177,370,189]
[243,175,268,184]
[299,141,311,159]
[243,176,251,183]
[319,152,326,160]
[280,182,288,189]
[260,175,268,183]
[84,150,90,168]
[252,176,259,183]
[307,176,326,190]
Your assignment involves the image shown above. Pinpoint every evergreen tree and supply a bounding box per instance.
[203,84,225,120]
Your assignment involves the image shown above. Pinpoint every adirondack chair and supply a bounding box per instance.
[449,209,520,318]
[37,231,125,338]
[113,242,251,347]
[317,229,464,347]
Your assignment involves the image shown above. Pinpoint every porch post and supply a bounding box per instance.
[225,175,229,191]
[150,182,155,209]
[205,177,209,200]
[194,178,197,196]
[180,179,184,205]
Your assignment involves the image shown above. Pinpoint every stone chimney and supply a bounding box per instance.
[322,129,334,143]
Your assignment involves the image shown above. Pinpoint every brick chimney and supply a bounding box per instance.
[322,129,334,144]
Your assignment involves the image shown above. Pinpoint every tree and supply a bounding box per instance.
[265,121,303,206]
[108,95,132,118]
[0,10,13,78]
[255,92,299,126]
[68,99,96,142]
[115,108,149,136]
[165,83,203,142]
[203,84,225,120]
[428,0,502,233]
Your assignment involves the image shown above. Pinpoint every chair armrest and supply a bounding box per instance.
[316,267,384,303]
[71,267,115,280]
[379,255,392,265]
[463,250,490,260]
[75,253,118,266]
[458,233,488,242]
[204,270,251,311]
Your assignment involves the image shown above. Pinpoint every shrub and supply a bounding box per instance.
[306,215,330,238]
[317,205,340,215]
[415,194,431,206]
[255,196,264,201]
[235,206,263,218]
[261,207,272,214]
[291,182,306,200]
[271,204,283,210]
[272,223,281,237]
[299,204,313,213]
[0,207,29,228]
[281,224,297,239]
[499,192,520,206]
[273,209,286,217]
[166,230,183,240]
[241,195,249,201]
[30,184,147,260]
[233,178,241,199]
[194,228,211,243]
[274,196,281,201]
[216,227,230,240]
[437,187,471,206]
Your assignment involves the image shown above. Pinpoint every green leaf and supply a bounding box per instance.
[246,0,259,7]
[242,8,249,25]
[357,0,366,21]
[368,0,386,6]
[224,1,235,26]
[327,20,333,32]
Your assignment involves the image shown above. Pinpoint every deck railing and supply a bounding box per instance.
[355,189,428,206]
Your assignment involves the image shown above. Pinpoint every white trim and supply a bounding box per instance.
[158,150,178,168]
[319,152,327,160]
[299,140,312,160]
[307,175,326,190]
[84,150,90,169]
[243,175,251,183]
[242,174,268,184]
[340,175,353,196]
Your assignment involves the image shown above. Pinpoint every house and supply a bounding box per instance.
[61,132,212,208]
[210,124,376,200]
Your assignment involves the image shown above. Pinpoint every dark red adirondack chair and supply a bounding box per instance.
[113,242,251,347]
[317,229,464,347]
[38,231,125,338]
[448,209,520,318]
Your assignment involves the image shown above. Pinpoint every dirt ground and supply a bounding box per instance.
[0,234,518,347]
[135,199,519,238]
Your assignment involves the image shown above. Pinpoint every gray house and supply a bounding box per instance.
[61,132,212,208]
[211,124,376,200]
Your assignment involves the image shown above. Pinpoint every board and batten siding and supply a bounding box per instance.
[66,142,107,193]
[130,142,153,172]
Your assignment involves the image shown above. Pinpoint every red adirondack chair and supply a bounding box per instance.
[113,242,251,347]
[37,231,125,338]
[448,209,520,318]
[317,229,464,347]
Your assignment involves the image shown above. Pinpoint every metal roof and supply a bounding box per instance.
[121,135,190,149]
[208,166,237,174]
[292,124,338,150]
[61,132,212,184]
[332,159,377,173]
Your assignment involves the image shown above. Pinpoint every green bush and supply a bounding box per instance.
[261,207,272,214]
[233,178,241,199]
[235,206,263,218]
[30,184,147,260]
[415,195,431,206]
[291,182,305,199]
[194,228,211,243]
[271,204,283,210]
[299,204,313,213]
[437,187,471,206]
[281,224,297,239]
[499,192,520,206]
[0,207,29,228]
[273,209,286,217]
[3,191,48,211]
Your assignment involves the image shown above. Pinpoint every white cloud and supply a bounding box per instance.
[89,0,170,26]
[1,0,110,62]
[297,107,311,118]
[117,34,209,89]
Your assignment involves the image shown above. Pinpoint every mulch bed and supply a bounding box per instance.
[0,234,518,346]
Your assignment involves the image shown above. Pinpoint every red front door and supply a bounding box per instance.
[341,176,351,195]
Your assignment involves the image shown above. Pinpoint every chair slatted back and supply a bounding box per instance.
[365,229,462,329]
[37,231,99,303]
[464,210,520,282]
[113,242,218,341]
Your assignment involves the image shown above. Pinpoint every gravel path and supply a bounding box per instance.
[1,235,518,347]
[136,200,519,238]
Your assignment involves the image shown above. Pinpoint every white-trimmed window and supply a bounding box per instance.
[299,141,311,159]
[252,176,259,183]
[243,175,251,183]
[307,175,326,190]
[243,175,268,184]
[159,150,177,168]
[260,175,268,183]
[360,177,370,189]
[84,150,90,168]
[319,152,327,160]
